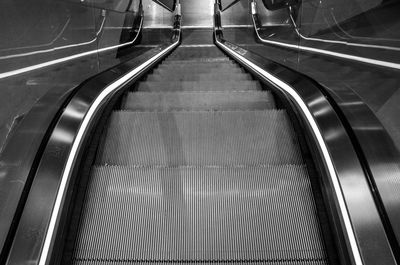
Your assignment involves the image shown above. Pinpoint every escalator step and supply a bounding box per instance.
[168,48,226,59]
[122,91,276,111]
[96,111,303,166]
[71,165,328,263]
[163,58,231,63]
[153,68,244,75]
[159,62,238,69]
[136,80,262,91]
[146,73,252,81]
[161,60,234,66]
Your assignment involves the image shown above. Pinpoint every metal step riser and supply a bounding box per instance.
[123,91,276,111]
[136,81,262,92]
[97,111,303,166]
[152,69,245,75]
[146,74,252,82]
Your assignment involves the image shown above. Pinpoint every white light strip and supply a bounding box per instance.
[222,25,253,28]
[215,38,363,265]
[0,16,143,80]
[181,25,213,29]
[38,39,178,265]
[251,13,400,70]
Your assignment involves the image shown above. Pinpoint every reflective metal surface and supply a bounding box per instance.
[215,3,397,264]
[4,7,180,264]
[0,0,178,262]
[219,0,400,262]
[0,0,144,152]
[181,0,214,27]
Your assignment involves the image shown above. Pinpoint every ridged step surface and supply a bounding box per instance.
[167,47,226,60]
[159,62,238,69]
[136,80,261,92]
[66,44,332,265]
[162,57,231,63]
[96,111,303,166]
[146,73,252,81]
[72,165,328,264]
[122,91,276,111]
[153,67,244,75]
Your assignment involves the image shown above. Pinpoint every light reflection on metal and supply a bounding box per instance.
[0,16,106,60]
[215,29,363,265]
[0,14,143,80]
[37,18,180,264]
[288,7,400,52]
[51,128,75,144]
[250,1,400,70]
[0,17,72,54]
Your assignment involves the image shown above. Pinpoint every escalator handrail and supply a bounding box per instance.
[250,1,400,261]
[214,3,397,265]
[3,3,182,265]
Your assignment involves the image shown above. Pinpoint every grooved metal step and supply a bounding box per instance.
[163,58,231,63]
[146,73,252,81]
[167,47,226,60]
[136,80,262,92]
[159,62,238,69]
[96,111,303,166]
[161,60,234,66]
[71,165,328,264]
[153,67,244,75]
[122,91,276,111]
[65,41,333,265]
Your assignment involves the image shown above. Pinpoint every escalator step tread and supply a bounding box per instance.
[163,58,231,63]
[136,80,262,91]
[71,165,328,263]
[146,73,252,81]
[122,91,276,111]
[153,67,244,74]
[158,62,238,69]
[161,60,234,65]
[96,111,303,166]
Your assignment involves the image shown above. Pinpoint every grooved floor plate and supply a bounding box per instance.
[136,80,261,91]
[96,111,303,166]
[72,165,328,264]
[123,91,276,111]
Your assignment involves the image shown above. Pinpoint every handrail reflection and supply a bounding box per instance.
[0,15,143,80]
[250,0,400,70]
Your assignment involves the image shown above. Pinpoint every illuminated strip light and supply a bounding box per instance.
[251,11,400,70]
[215,38,363,265]
[223,25,253,28]
[38,37,179,265]
[181,25,213,29]
[0,16,143,80]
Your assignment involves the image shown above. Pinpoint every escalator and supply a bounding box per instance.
[62,36,338,264]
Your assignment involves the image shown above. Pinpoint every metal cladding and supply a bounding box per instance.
[137,80,262,91]
[70,45,329,264]
[123,91,276,111]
